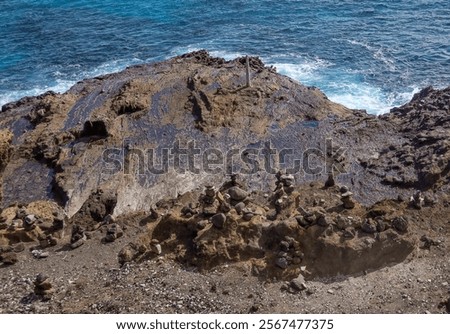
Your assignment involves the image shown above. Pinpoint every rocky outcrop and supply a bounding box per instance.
[0,51,448,281]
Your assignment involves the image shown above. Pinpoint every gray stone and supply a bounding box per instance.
[196,220,207,230]
[150,243,162,255]
[70,238,85,249]
[15,208,27,220]
[376,220,387,232]
[393,216,408,232]
[228,186,248,201]
[281,174,295,187]
[234,202,246,215]
[335,215,348,230]
[295,215,309,227]
[32,250,49,259]
[211,213,226,229]
[340,186,349,194]
[13,243,25,253]
[0,252,18,265]
[341,195,355,209]
[279,240,290,252]
[205,186,216,198]
[24,214,36,225]
[361,220,377,234]
[275,257,288,269]
[317,215,331,227]
[242,211,254,221]
[325,174,335,187]
[290,274,307,291]
[343,227,356,239]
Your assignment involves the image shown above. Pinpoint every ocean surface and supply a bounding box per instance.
[1,0,449,114]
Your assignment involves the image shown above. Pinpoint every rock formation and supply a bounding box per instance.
[0,51,448,300]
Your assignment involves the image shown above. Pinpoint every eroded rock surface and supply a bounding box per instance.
[0,52,449,313]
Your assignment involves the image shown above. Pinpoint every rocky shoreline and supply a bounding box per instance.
[0,51,449,313]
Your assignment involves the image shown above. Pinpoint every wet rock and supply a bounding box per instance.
[228,186,248,202]
[392,216,409,232]
[275,257,288,269]
[211,213,226,229]
[0,252,18,265]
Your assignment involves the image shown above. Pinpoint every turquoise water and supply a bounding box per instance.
[1,0,449,114]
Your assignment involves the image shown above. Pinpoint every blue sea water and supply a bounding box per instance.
[0,0,449,114]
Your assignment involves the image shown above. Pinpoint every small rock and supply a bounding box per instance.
[0,252,18,265]
[290,274,307,291]
[339,185,349,193]
[411,191,424,209]
[150,243,162,255]
[242,211,254,221]
[343,227,356,239]
[23,214,37,229]
[327,289,335,294]
[204,185,216,198]
[70,238,85,249]
[361,219,377,234]
[275,257,288,269]
[211,213,226,229]
[325,174,335,187]
[317,215,331,227]
[341,192,355,209]
[376,220,387,232]
[295,215,309,227]
[279,241,290,252]
[196,220,207,230]
[234,202,246,215]
[228,186,248,201]
[32,250,49,259]
[392,216,408,232]
[13,243,25,253]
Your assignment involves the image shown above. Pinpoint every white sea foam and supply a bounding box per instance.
[346,39,397,71]
[0,58,143,108]
[264,58,418,115]
[326,83,419,115]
